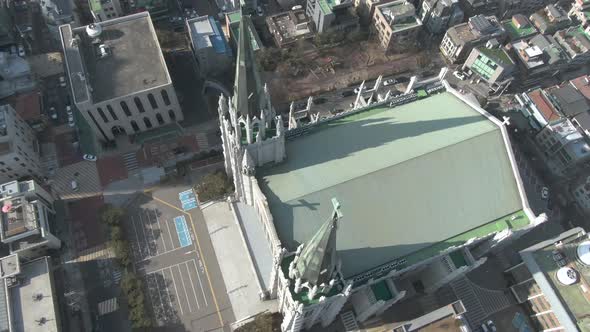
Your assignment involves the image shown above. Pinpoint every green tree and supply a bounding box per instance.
[99,205,124,226]
[236,313,282,332]
[110,225,124,241]
[195,170,234,202]
[111,239,131,267]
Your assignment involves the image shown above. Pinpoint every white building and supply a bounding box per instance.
[0,105,43,183]
[0,180,60,260]
[220,16,545,330]
[59,12,183,142]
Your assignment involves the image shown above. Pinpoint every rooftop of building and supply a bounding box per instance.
[503,16,537,40]
[0,198,39,241]
[447,15,503,45]
[530,5,571,33]
[258,90,530,278]
[520,227,590,332]
[187,15,231,55]
[0,181,35,198]
[571,75,590,100]
[512,34,567,69]
[14,92,41,122]
[227,10,262,51]
[60,12,171,104]
[393,300,466,332]
[0,254,20,279]
[554,25,590,57]
[547,84,590,118]
[526,89,562,124]
[9,256,59,332]
[477,45,515,65]
[376,0,422,31]
[266,10,313,45]
[317,0,353,15]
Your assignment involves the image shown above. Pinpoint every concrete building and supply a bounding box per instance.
[463,40,516,93]
[440,15,506,63]
[353,0,393,22]
[0,105,42,183]
[529,4,571,34]
[187,15,232,77]
[0,180,60,260]
[505,227,590,331]
[88,0,124,22]
[554,25,590,65]
[220,19,546,329]
[266,9,314,48]
[419,0,463,35]
[569,0,590,28]
[373,0,422,53]
[59,12,183,142]
[499,0,555,21]
[567,75,590,135]
[573,175,590,211]
[306,0,359,33]
[0,52,35,99]
[458,0,497,19]
[129,0,169,21]
[513,88,563,132]
[534,117,590,175]
[511,34,568,86]
[502,14,538,41]
[0,255,61,332]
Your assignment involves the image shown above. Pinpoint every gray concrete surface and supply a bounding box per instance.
[202,201,277,322]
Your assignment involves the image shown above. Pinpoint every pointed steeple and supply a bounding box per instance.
[293,198,343,287]
[233,11,263,120]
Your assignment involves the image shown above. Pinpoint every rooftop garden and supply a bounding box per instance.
[503,20,537,39]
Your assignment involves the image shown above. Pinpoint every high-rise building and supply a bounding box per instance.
[59,12,183,142]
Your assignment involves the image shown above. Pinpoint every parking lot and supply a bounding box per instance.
[124,187,233,331]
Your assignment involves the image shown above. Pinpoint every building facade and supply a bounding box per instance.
[187,15,232,77]
[0,52,35,99]
[463,41,516,92]
[306,0,359,33]
[440,15,506,63]
[0,105,42,183]
[0,180,60,260]
[266,10,314,48]
[59,13,183,142]
[511,34,568,86]
[88,0,124,22]
[419,0,463,34]
[373,0,422,52]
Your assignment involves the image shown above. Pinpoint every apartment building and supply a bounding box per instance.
[535,117,590,175]
[553,25,590,65]
[373,0,423,52]
[59,12,183,142]
[440,15,506,63]
[419,0,463,34]
[0,180,60,260]
[306,0,359,33]
[463,40,516,92]
[187,15,232,77]
[529,4,571,34]
[0,105,42,184]
[511,34,568,86]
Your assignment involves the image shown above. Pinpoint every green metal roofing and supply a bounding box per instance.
[258,92,526,278]
[89,0,102,12]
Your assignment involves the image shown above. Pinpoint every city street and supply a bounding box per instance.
[121,186,234,331]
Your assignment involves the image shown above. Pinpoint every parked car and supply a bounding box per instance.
[383,78,397,86]
[486,320,497,332]
[49,106,57,120]
[17,45,25,57]
[256,5,263,15]
[353,86,367,94]
[292,5,303,10]
[341,90,354,97]
[83,154,97,161]
[541,187,549,200]
[59,76,67,87]
[68,114,75,127]
[453,70,466,80]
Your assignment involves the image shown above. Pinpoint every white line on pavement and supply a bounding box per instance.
[193,259,208,306]
[136,246,189,264]
[154,210,168,252]
[168,268,184,315]
[165,218,176,250]
[178,264,194,312]
[149,274,166,325]
[138,211,154,257]
[146,209,160,256]
[185,261,200,309]
[130,216,144,260]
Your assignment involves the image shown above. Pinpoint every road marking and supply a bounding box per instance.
[146,210,160,256]
[178,264,194,312]
[136,244,188,263]
[150,194,223,326]
[193,259,208,306]
[168,268,184,315]
[138,211,154,257]
[185,261,200,309]
[165,218,176,250]
[130,216,143,259]
[154,210,168,252]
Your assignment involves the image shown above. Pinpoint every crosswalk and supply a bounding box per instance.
[97,298,119,316]
[195,133,209,150]
[122,151,139,173]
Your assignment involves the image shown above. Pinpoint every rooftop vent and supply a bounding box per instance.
[556,266,578,285]
[86,23,103,38]
[486,38,499,49]
[577,240,590,265]
[97,44,110,58]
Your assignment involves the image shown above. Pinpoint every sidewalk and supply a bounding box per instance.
[201,201,277,323]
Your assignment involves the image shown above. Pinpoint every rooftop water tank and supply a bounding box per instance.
[86,23,103,38]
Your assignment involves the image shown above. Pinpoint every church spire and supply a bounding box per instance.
[293,198,343,288]
[233,11,263,119]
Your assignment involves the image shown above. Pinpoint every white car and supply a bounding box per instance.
[59,76,66,87]
[541,187,549,200]
[383,78,397,86]
[453,70,466,80]
[256,5,263,16]
[83,154,97,161]
[68,115,75,127]
[17,45,25,57]
[49,107,57,120]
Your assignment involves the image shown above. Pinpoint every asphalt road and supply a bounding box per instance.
[123,186,234,331]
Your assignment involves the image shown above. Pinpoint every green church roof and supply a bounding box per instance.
[258,92,529,278]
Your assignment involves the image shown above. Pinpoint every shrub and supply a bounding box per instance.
[99,205,125,226]
[121,272,152,328]
[195,170,234,202]
[111,239,131,267]
[236,313,282,332]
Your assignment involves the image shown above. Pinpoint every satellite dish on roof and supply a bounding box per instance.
[86,23,103,38]
[577,240,590,266]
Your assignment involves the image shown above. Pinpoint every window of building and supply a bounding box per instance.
[134,97,145,113]
[130,120,139,132]
[161,90,171,106]
[107,105,118,120]
[156,113,164,125]
[144,117,152,129]
[97,107,109,123]
[168,109,176,121]
[148,93,158,109]
[121,101,132,116]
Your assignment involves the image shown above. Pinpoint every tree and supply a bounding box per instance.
[195,170,234,202]
[257,47,282,71]
[235,313,282,332]
[111,239,131,267]
[99,205,124,226]
[110,225,124,241]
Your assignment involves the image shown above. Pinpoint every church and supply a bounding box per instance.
[218,14,546,332]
